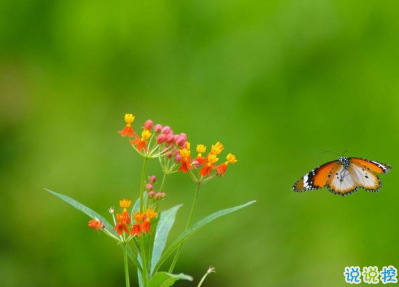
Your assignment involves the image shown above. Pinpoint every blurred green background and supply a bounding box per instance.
[1,0,399,286]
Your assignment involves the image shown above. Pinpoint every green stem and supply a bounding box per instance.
[197,267,215,287]
[168,182,202,273]
[140,235,149,285]
[159,172,167,192]
[123,244,131,287]
[140,158,149,212]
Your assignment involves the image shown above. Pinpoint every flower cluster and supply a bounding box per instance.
[88,198,158,241]
[179,141,238,179]
[131,209,158,236]
[119,113,238,181]
[119,113,188,159]
[112,199,158,237]
[146,175,166,200]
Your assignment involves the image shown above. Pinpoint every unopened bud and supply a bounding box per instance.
[176,135,186,146]
[157,134,166,144]
[166,134,175,143]
[154,124,162,133]
[174,154,182,163]
[162,126,171,134]
[144,119,153,130]
[149,175,157,183]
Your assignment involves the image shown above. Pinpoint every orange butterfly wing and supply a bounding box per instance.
[349,158,391,174]
[293,161,339,192]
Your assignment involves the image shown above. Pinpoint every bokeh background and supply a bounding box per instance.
[1,0,399,286]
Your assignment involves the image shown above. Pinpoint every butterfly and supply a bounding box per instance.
[292,157,391,195]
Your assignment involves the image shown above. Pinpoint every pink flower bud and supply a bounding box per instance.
[166,151,173,159]
[179,133,187,141]
[154,124,162,133]
[166,134,175,143]
[176,135,186,146]
[192,160,201,168]
[161,193,166,198]
[148,191,156,198]
[174,154,182,163]
[156,134,166,144]
[174,149,180,155]
[146,183,153,191]
[144,120,153,130]
[155,192,163,198]
[149,175,156,183]
[162,126,171,134]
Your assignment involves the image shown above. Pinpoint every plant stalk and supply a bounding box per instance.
[140,158,149,212]
[168,181,202,273]
[140,235,149,285]
[197,267,215,287]
[123,244,131,287]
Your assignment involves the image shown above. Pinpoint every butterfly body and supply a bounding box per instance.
[293,157,391,196]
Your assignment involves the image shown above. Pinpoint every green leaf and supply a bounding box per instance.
[147,272,193,287]
[151,205,182,274]
[44,188,118,237]
[45,189,143,272]
[153,200,256,273]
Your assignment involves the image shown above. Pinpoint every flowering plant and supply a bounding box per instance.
[46,113,255,287]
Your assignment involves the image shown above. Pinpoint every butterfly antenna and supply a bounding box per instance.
[323,150,341,157]
[342,150,348,157]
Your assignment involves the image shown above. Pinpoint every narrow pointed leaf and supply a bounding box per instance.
[148,272,193,287]
[45,189,143,271]
[151,205,182,274]
[44,188,118,237]
[154,200,256,272]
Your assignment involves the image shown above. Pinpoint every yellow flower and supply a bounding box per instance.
[141,129,151,141]
[226,153,238,164]
[180,148,191,161]
[196,144,206,157]
[207,153,219,166]
[124,113,135,125]
[210,142,224,155]
[119,199,131,208]
[145,209,158,220]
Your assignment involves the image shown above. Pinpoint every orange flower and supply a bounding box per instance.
[178,142,193,173]
[195,144,207,165]
[200,153,219,177]
[130,130,151,152]
[116,211,131,224]
[216,153,238,176]
[114,222,129,235]
[216,163,228,176]
[131,223,141,236]
[133,211,145,222]
[140,220,151,233]
[88,218,104,230]
[119,113,135,137]
[119,199,131,212]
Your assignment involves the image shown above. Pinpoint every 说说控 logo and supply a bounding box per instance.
[344,266,397,284]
